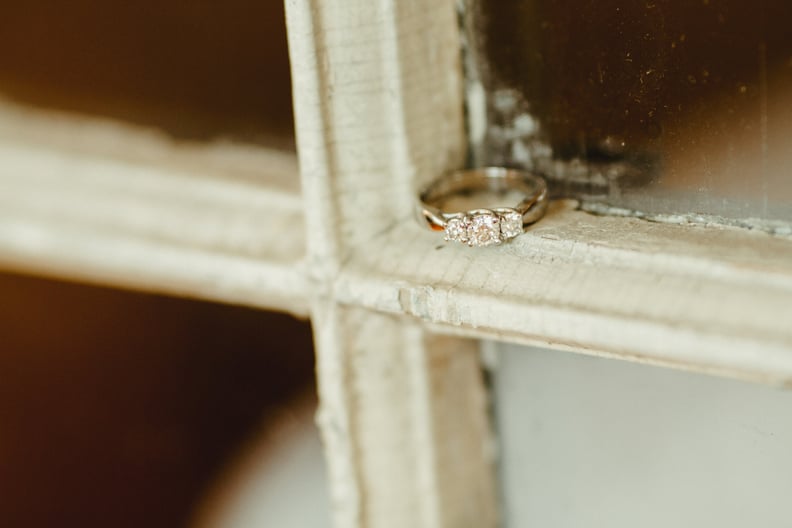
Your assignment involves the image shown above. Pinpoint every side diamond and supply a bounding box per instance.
[444,217,467,243]
[499,209,524,239]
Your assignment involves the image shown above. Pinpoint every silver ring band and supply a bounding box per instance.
[417,167,548,247]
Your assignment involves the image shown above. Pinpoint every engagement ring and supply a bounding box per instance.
[417,167,548,247]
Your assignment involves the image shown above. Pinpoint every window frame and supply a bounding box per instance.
[2,0,792,526]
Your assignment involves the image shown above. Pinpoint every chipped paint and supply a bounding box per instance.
[581,201,792,238]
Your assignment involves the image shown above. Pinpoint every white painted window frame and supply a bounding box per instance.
[2,1,792,527]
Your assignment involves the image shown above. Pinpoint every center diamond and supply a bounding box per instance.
[466,211,501,247]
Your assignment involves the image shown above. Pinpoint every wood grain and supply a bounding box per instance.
[337,199,792,384]
[286,0,499,526]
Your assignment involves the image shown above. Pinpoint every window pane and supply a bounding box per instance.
[471,1,792,228]
[495,344,792,527]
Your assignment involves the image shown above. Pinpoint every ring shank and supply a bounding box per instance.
[417,167,548,230]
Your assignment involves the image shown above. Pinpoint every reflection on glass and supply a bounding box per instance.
[473,0,792,228]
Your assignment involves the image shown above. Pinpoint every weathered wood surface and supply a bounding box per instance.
[286,0,499,526]
[3,89,792,384]
[312,305,497,528]
[337,199,792,385]
[0,100,307,315]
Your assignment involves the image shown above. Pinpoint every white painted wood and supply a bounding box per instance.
[333,199,792,385]
[311,305,497,528]
[495,343,792,527]
[286,0,498,526]
[285,0,467,268]
[2,91,792,385]
[0,100,307,315]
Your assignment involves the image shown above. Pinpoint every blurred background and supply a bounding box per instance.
[0,1,294,145]
[0,1,324,526]
[472,0,792,226]
[0,272,317,527]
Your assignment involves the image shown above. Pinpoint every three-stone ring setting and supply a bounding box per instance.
[417,167,548,247]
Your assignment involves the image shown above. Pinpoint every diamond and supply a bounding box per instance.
[498,209,523,239]
[466,211,501,247]
[444,217,467,243]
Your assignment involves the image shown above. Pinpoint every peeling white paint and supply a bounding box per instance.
[581,202,792,238]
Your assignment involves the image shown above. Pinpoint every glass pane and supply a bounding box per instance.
[495,343,792,527]
[470,1,792,229]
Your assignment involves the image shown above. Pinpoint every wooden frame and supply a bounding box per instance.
[2,0,792,526]
[0,100,307,315]
[286,1,498,525]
